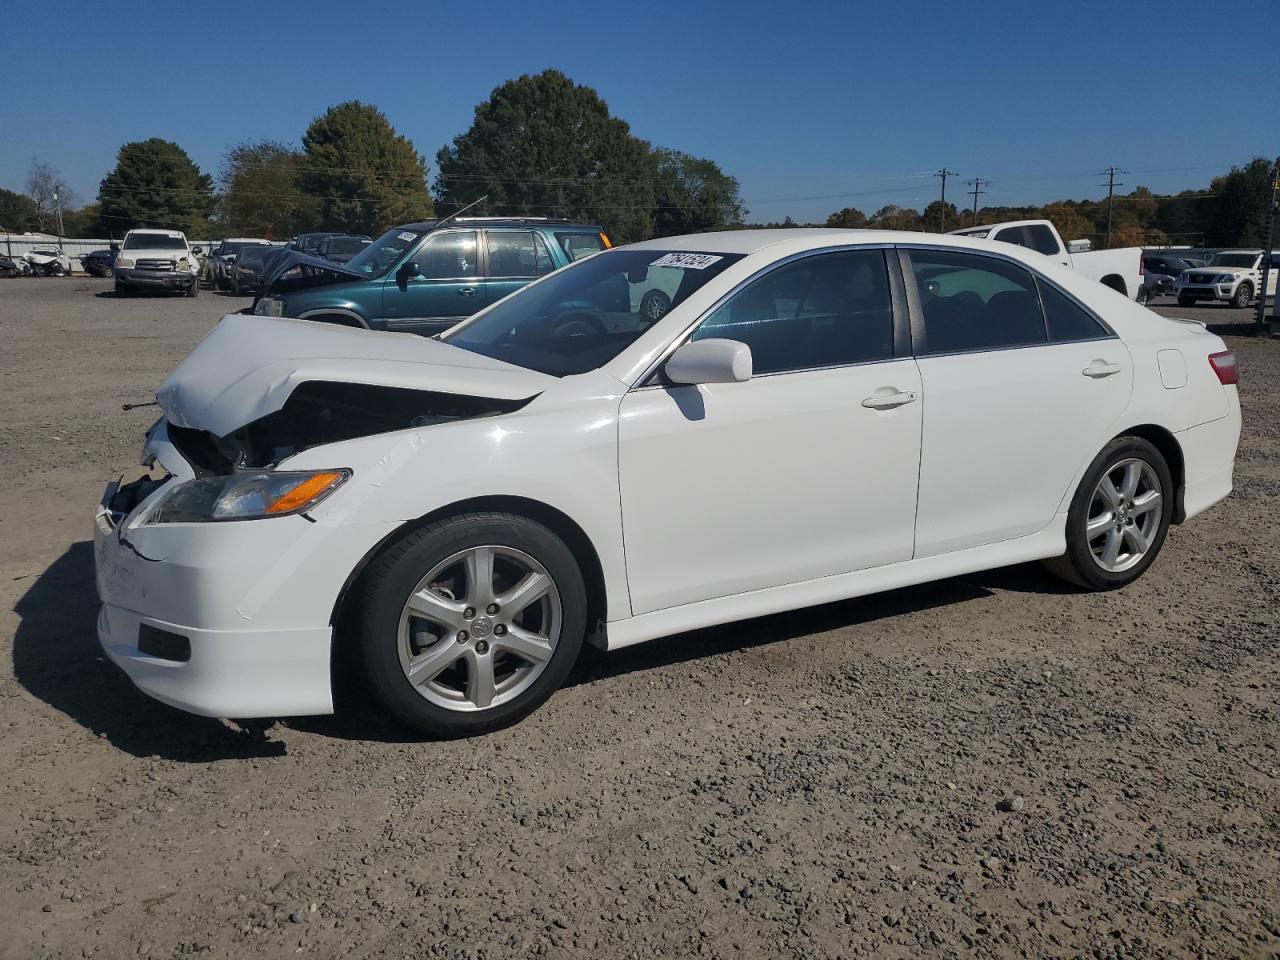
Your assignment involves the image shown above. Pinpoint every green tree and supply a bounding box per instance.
[921,200,961,233]
[0,188,39,232]
[61,203,101,238]
[649,147,745,237]
[825,207,868,229]
[1207,157,1276,247]
[435,70,655,242]
[300,101,432,234]
[220,139,313,239]
[98,138,215,234]
[869,204,923,231]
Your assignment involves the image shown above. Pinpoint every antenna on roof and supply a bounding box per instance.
[430,195,489,232]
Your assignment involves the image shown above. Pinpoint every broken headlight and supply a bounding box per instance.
[145,469,350,523]
[255,296,285,317]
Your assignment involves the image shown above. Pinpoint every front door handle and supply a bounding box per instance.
[861,390,918,410]
[458,287,478,297]
[1082,361,1122,378]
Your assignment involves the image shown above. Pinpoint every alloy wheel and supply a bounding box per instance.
[397,545,562,712]
[1086,458,1162,573]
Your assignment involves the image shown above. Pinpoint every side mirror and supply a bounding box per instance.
[1067,239,1092,254]
[665,338,752,385]
[191,246,203,255]
[397,261,421,283]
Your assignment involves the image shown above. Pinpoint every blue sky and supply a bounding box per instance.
[1,0,1275,225]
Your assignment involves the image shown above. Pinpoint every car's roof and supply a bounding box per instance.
[222,237,270,243]
[128,228,184,236]
[621,228,1016,256]
[397,217,602,232]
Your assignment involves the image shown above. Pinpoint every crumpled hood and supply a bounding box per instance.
[156,314,553,437]
[262,250,367,291]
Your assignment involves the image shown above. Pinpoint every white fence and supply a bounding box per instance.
[1,233,214,273]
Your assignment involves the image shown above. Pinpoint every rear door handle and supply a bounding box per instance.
[458,287,478,297]
[1082,361,1122,378]
[861,390,918,410]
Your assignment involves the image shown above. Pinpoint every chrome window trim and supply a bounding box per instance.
[632,244,903,389]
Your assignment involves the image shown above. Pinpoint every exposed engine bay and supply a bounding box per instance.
[166,380,533,474]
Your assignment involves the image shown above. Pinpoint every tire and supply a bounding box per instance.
[114,280,130,298]
[1231,283,1253,309]
[639,289,672,321]
[187,278,199,298]
[1177,295,1194,307]
[357,512,588,738]
[1042,436,1174,591]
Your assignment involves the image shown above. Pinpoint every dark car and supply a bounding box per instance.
[315,234,372,263]
[82,247,118,278]
[1142,252,1200,298]
[290,232,342,256]
[228,245,280,296]
[253,217,611,335]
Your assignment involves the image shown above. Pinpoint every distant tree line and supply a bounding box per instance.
[814,157,1278,249]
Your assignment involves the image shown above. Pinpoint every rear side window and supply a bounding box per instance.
[557,232,605,261]
[910,250,1047,354]
[1037,279,1110,342]
[693,249,894,374]
[486,230,555,277]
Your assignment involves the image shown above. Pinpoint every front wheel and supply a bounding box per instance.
[357,513,588,738]
[1043,436,1174,590]
[187,278,199,298]
[1231,283,1253,309]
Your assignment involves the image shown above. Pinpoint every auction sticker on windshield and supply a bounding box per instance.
[650,253,723,269]
[398,232,417,242]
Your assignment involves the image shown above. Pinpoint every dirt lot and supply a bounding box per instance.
[1,278,1278,959]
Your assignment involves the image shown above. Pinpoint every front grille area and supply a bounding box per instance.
[138,259,176,271]
[1187,273,1216,284]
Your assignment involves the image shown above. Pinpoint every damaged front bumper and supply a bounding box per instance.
[114,267,197,290]
[92,422,391,719]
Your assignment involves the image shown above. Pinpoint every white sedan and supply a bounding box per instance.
[94,229,1242,737]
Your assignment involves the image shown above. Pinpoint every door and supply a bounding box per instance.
[902,247,1133,558]
[483,230,557,306]
[382,230,482,335]
[618,248,923,615]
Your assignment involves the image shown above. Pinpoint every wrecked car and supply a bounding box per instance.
[252,217,612,336]
[95,230,1241,737]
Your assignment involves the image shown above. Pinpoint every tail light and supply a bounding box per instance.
[1209,350,1239,385]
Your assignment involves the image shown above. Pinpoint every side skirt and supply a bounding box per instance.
[598,520,1067,651]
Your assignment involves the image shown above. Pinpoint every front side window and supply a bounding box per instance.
[444,248,742,377]
[692,250,894,375]
[416,231,477,279]
[1026,224,1061,256]
[486,231,554,278]
[911,250,1046,354]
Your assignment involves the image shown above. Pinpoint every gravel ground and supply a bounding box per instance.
[2,278,1278,959]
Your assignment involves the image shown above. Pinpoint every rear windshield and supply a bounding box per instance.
[221,241,266,256]
[444,248,742,377]
[124,234,185,251]
[556,232,607,261]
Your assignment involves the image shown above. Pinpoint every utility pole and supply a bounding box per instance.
[52,190,65,250]
[934,168,957,232]
[1254,156,1279,333]
[966,178,988,226]
[1098,166,1126,248]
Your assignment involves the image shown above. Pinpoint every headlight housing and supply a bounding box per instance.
[1215,274,1235,284]
[255,296,285,317]
[145,469,350,523]
[116,257,135,268]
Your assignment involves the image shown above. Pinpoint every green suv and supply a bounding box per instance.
[254,218,611,336]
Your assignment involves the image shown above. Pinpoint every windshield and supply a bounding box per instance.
[124,234,185,251]
[444,248,744,377]
[238,247,272,265]
[222,241,265,257]
[1209,253,1257,268]
[345,227,423,276]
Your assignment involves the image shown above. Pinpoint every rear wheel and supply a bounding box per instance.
[357,513,587,738]
[1043,436,1173,590]
[1231,283,1253,308]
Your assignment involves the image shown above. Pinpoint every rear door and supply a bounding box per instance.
[381,229,482,335]
[902,246,1132,557]
[482,229,557,306]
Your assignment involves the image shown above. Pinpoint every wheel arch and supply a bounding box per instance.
[298,307,369,329]
[1114,423,1186,523]
[329,495,609,670]
[1099,274,1128,297]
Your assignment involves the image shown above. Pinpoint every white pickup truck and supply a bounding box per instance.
[949,219,1145,302]
[1172,249,1280,308]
